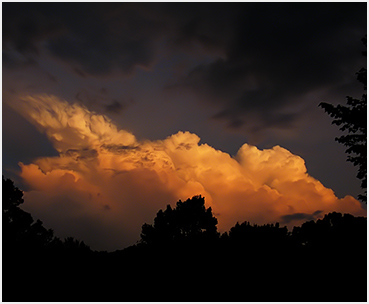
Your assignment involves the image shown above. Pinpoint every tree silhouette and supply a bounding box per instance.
[226,221,290,250]
[291,211,366,251]
[2,176,95,301]
[140,195,219,245]
[319,37,367,202]
[3,176,54,251]
[290,212,367,301]
[2,177,367,301]
[62,236,91,252]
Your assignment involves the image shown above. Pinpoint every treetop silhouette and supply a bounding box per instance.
[2,176,367,301]
[140,195,219,245]
[3,176,54,250]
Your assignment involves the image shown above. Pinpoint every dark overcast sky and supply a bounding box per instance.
[2,2,367,249]
[4,2,366,195]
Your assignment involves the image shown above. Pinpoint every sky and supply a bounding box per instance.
[2,2,367,251]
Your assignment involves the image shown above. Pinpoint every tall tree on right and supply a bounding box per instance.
[319,36,367,203]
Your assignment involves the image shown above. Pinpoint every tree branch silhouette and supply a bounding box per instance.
[319,36,367,202]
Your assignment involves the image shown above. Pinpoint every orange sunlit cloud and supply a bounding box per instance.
[11,94,366,250]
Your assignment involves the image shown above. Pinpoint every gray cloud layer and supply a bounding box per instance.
[176,3,366,133]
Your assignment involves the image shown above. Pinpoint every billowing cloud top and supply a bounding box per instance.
[12,95,365,250]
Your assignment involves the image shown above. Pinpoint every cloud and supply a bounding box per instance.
[10,95,366,250]
[105,100,125,114]
[280,210,323,225]
[173,3,366,136]
[2,3,164,76]
[3,3,365,141]
[75,87,127,115]
[11,95,137,154]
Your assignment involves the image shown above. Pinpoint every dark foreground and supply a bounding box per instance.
[4,226,366,302]
[3,178,366,301]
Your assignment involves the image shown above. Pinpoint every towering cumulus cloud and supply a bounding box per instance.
[11,95,365,250]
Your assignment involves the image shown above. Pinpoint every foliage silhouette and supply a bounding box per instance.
[140,195,219,246]
[2,177,367,301]
[292,211,366,249]
[2,176,93,301]
[3,176,54,251]
[227,221,289,247]
[319,36,367,202]
[290,212,367,301]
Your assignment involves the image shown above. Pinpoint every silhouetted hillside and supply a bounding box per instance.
[3,177,367,301]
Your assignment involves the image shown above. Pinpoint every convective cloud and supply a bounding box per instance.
[11,94,366,250]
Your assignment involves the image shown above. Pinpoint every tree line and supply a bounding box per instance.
[3,177,367,301]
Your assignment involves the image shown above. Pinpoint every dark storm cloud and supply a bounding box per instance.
[281,210,323,224]
[64,148,98,161]
[3,3,366,133]
[75,87,127,115]
[100,144,140,154]
[2,3,63,55]
[2,51,37,69]
[176,3,366,133]
[2,3,165,76]
[46,4,160,75]
[105,100,125,114]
